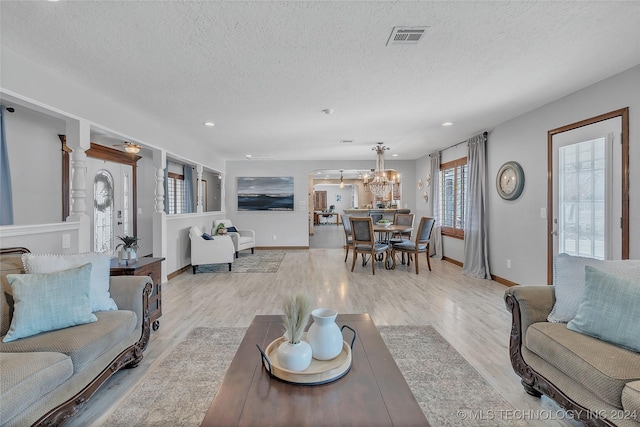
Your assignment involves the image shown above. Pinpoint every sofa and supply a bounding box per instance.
[189,226,235,273]
[505,255,640,427]
[213,219,255,258]
[0,247,152,427]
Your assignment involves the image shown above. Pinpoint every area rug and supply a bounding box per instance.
[194,251,285,273]
[104,326,527,426]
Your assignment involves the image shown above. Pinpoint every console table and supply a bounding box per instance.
[110,256,164,331]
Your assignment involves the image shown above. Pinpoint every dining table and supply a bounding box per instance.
[371,223,413,268]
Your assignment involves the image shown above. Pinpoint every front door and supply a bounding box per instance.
[549,114,625,282]
[87,158,134,253]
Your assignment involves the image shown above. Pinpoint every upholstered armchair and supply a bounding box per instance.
[189,226,235,273]
[212,219,256,258]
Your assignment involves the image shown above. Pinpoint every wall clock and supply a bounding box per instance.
[496,161,525,200]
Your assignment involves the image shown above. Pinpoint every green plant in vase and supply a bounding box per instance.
[116,235,139,264]
[216,223,227,235]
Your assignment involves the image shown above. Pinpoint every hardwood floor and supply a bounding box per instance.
[68,245,578,427]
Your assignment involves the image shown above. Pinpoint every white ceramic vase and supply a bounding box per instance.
[118,247,137,264]
[307,308,342,360]
[277,340,312,372]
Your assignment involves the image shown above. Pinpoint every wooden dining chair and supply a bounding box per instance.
[390,213,414,242]
[342,216,354,262]
[391,217,435,274]
[390,213,415,264]
[350,217,389,275]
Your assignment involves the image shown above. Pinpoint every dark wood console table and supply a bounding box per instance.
[201,314,429,426]
[110,256,164,331]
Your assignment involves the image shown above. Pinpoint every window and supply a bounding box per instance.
[439,157,467,238]
[558,137,606,259]
[167,172,186,214]
[94,170,114,252]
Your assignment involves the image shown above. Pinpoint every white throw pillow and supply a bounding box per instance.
[548,253,603,323]
[548,254,640,323]
[22,252,118,312]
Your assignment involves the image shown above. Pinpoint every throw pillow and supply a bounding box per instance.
[227,226,238,233]
[567,266,640,353]
[202,233,214,240]
[547,253,603,323]
[3,263,98,343]
[22,252,118,312]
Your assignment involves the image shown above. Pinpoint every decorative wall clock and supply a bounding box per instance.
[496,161,525,200]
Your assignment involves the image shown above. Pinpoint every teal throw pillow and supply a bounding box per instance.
[567,266,640,353]
[3,263,98,343]
[226,226,238,233]
[202,233,214,240]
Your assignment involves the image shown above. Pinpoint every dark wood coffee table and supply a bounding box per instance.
[201,314,429,427]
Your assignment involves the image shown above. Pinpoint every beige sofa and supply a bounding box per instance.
[0,248,152,426]
[505,284,640,427]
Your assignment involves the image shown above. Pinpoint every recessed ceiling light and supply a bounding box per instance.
[245,154,252,159]
[442,122,453,127]
[203,122,215,127]
[322,109,334,115]
[392,153,399,157]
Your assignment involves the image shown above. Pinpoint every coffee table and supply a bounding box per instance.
[201,314,429,427]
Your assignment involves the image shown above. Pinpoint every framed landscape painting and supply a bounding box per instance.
[237,177,294,211]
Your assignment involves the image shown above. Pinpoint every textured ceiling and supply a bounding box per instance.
[1,1,639,162]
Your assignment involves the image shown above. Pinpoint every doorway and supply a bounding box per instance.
[87,159,134,253]
[547,108,629,283]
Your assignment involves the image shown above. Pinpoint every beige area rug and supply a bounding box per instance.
[194,251,285,273]
[104,326,528,426]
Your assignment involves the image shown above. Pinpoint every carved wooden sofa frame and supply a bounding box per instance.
[505,290,617,427]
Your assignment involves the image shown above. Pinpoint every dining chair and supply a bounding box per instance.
[391,217,435,274]
[390,213,415,264]
[350,217,390,275]
[342,216,354,262]
[390,213,414,242]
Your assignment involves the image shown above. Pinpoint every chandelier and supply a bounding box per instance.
[364,143,395,198]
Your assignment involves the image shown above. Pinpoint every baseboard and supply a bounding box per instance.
[255,246,308,250]
[442,257,518,287]
[168,265,190,280]
[490,274,519,287]
[442,256,463,267]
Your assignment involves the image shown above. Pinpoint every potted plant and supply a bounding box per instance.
[116,235,139,264]
[216,222,227,235]
[277,292,314,372]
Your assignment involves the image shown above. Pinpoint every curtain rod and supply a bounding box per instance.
[429,131,488,157]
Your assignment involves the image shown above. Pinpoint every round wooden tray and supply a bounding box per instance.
[257,326,356,385]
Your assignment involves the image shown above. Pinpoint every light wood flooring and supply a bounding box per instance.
[68,236,579,426]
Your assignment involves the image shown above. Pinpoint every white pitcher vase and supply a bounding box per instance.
[307,308,342,360]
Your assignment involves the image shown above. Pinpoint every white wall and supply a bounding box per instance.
[412,65,639,284]
[1,48,224,173]
[224,160,416,247]
[4,107,64,225]
[488,65,640,285]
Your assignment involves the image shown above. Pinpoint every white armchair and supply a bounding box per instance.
[189,226,235,273]
[213,219,256,258]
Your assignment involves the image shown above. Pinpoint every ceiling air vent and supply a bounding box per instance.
[386,26,429,46]
[340,139,354,144]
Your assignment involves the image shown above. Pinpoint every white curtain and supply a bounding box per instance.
[429,152,443,259]
[463,133,491,279]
